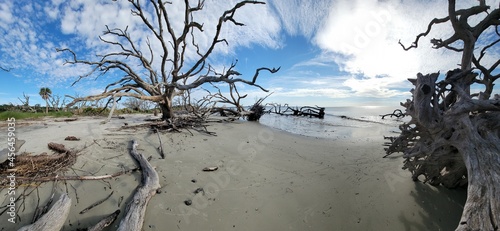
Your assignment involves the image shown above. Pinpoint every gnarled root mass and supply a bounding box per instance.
[385,72,500,230]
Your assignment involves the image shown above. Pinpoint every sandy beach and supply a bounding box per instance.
[1,114,466,231]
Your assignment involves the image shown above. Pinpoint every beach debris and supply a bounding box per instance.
[48,142,70,153]
[64,136,80,141]
[184,199,193,206]
[380,109,405,119]
[193,187,204,195]
[14,167,140,182]
[118,196,124,207]
[0,142,78,187]
[80,191,114,214]
[87,210,120,231]
[202,166,218,172]
[55,118,78,122]
[120,116,220,135]
[153,128,165,159]
[191,179,197,183]
[18,194,71,231]
[32,183,57,223]
[266,104,325,119]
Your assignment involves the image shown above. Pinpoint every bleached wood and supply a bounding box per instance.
[17,194,71,231]
[117,140,160,231]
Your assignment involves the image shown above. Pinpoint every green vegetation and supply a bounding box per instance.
[39,87,52,114]
[0,111,73,120]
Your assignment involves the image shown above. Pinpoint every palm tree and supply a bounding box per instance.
[39,87,52,114]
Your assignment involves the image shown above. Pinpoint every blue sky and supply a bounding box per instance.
[1,0,499,108]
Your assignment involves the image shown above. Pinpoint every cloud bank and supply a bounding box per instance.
[1,0,499,105]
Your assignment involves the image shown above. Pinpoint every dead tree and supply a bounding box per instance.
[58,0,278,120]
[208,81,246,115]
[266,104,325,119]
[387,1,500,230]
[49,95,63,112]
[18,92,34,112]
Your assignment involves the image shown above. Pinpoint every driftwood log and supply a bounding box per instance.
[87,210,121,231]
[117,140,161,231]
[17,194,71,231]
[266,104,325,119]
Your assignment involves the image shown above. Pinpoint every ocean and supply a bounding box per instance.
[258,106,408,140]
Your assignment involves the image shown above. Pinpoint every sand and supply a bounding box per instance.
[0,114,466,231]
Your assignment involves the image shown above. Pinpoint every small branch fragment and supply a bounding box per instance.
[80,191,114,214]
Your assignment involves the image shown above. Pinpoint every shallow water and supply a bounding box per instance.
[259,106,408,139]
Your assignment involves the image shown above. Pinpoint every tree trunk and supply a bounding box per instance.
[159,102,173,120]
[105,96,117,123]
[454,114,500,231]
[45,99,49,114]
[159,91,174,120]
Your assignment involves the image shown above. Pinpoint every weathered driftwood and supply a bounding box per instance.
[32,183,57,223]
[17,194,71,231]
[266,104,325,119]
[80,191,114,214]
[15,167,139,182]
[87,210,121,231]
[388,1,500,229]
[380,109,405,119]
[54,118,78,122]
[386,72,500,230]
[153,128,165,159]
[117,140,160,231]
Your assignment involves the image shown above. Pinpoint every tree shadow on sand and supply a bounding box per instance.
[399,182,466,231]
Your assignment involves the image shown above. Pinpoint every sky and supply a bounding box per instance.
[1,0,499,108]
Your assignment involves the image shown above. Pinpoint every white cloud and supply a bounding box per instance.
[0,1,14,29]
[305,0,500,100]
[0,0,283,95]
[276,88,352,98]
[267,0,334,37]
[1,0,499,106]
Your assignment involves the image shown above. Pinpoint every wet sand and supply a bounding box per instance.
[0,114,466,230]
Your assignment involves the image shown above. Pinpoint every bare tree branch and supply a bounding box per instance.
[0,66,11,72]
[58,0,277,120]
